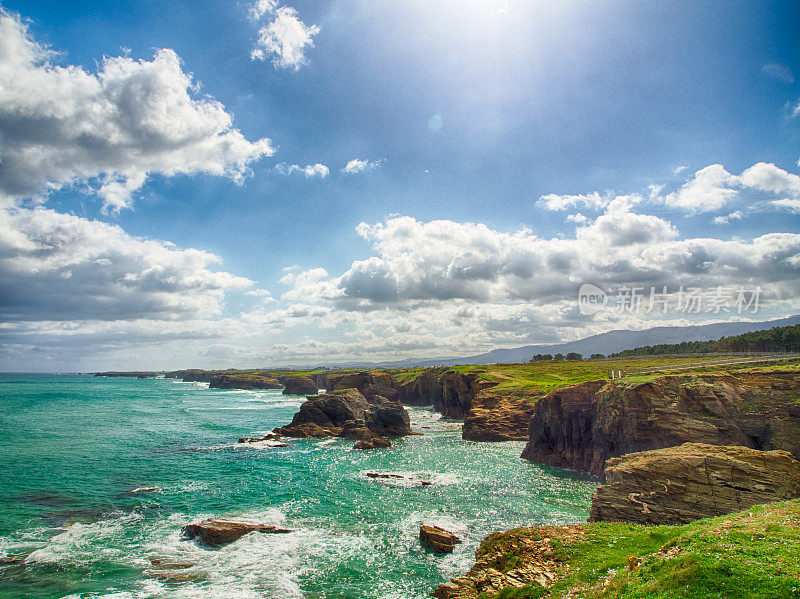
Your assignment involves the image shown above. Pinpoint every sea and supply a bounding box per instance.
[0,373,598,599]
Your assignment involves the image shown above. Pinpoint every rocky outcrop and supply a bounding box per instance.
[463,394,535,441]
[522,372,800,476]
[588,442,800,525]
[209,374,283,390]
[182,518,293,546]
[432,525,583,598]
[282,375,319,396]
[175,369,215,382]
[420,524,461,553]
[326,371,400,401]
[353,437,392,450]
[274,389,412,439]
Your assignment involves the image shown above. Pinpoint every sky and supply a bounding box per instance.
[0,0,799,371]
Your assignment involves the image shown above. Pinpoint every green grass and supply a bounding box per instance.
[477,499,800,599]
[393,358,800,400]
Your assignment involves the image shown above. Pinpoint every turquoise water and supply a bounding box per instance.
[0,374,597,598]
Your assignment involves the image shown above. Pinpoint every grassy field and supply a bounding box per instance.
[480,498,800,599]
[423,357,800,398]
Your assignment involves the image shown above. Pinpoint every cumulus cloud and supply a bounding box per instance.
[0,206,252,322]
[664,164,739,212]
[0,10,274,212]
[275,162,329,178]
[739,162,800,197]
[279,210,800,314]
[537,191,611,212]
[712,210,743,225]
[250,0,278,20]
[341,158,385,174]
[251,6,319,70]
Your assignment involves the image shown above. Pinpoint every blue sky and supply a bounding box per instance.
[0,0,799,370]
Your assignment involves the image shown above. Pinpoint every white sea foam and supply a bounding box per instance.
[360,470,460,488]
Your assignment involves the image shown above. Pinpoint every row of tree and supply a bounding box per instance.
[608,324,800,357]
[529,352,589,362]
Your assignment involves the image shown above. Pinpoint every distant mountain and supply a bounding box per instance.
[353,315,800,368]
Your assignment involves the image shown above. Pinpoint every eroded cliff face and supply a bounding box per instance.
[326,371,399,402]
[397,369,494,419]
[588,442,800,525]
[521,372,800,476]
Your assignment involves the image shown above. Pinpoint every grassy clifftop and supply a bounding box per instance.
[443,499,800,599]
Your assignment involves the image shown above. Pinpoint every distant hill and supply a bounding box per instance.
[358,315,800,368]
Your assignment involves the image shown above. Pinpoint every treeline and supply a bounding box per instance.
[608,324,800,358]
[529,352,605,362]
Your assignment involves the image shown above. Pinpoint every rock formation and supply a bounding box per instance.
[522,372,800,476]
[432,525,582,598]
[462,394,535,441]
[274,388,412,439]
[420,524,461,553]
[353,437,392,450]
[282,375,318,396]
[182,518,293,546]
[326,371,400,401]
[209,374,283,390]
[588,442,800,525]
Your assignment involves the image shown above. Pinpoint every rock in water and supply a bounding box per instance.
[182,518,293,546]
[353,436,392,450]
[282,375,318,396]
[588,442,800,525]
[274,388,412,439]
[420,524,461,553]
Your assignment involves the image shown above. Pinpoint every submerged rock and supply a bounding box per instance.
[282,375,319,396]
[365,471,433,487]
[182,518,293,546]
[353,437,392,450]
[588,442,800,525]
[420,524,461,553]
[238,432,281,443]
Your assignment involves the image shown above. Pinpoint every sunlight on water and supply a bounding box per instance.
[0,374,597,598]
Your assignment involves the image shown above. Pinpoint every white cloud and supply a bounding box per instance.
[250,0,278,20]
[673,165,688,175]
[537,191,612,212]
[0,206,252,322]
[275,162,329,178]
[251,6,319,70]
[664,164,739,212]
[739,162,800,197]
[773,199,800,214]
[341,158,384,174]
[566,213,587,224]
[712,210,743,225]
[0,10,273,212]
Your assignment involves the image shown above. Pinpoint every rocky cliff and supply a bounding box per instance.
[274,388,412,439]
[326,371,400,401]
[521,372,800,476]
[397,369,478,418]
[209,374,283,390]
[588,442,800,525]
[281,375,318,395]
